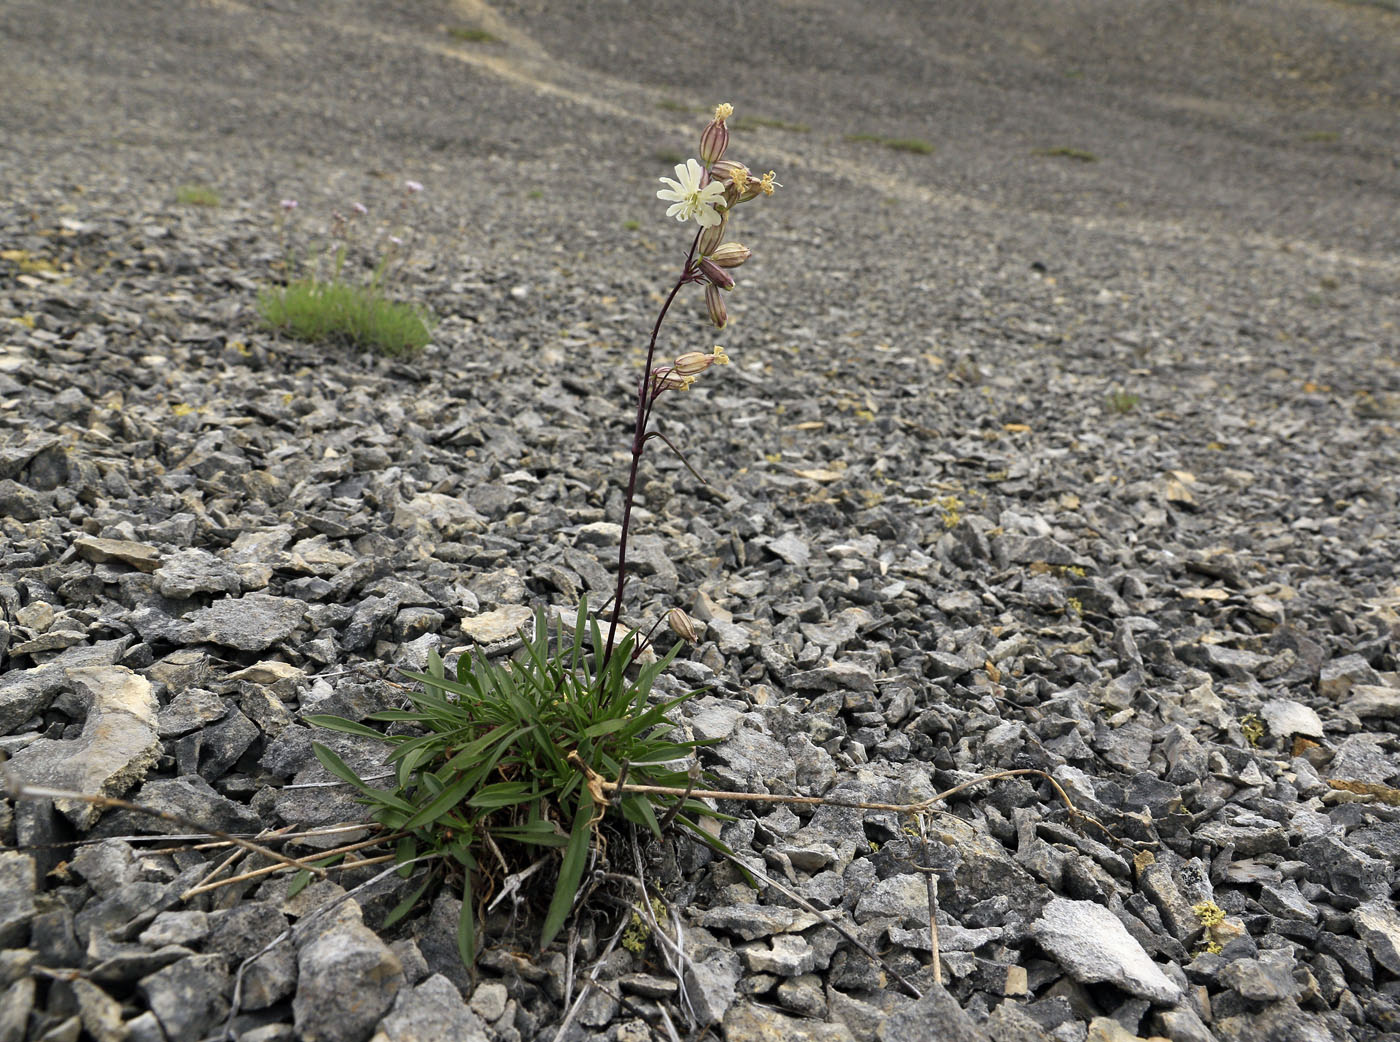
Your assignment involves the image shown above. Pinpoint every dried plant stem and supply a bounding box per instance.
[570,756,1091,827]
[3,780,327,880]
[916,812,942,985]
[181,832,405,899]
[550,894,633,1042]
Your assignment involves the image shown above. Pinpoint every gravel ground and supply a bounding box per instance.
[2,2,1400,1041]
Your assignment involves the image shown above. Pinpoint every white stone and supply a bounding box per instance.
[1032,897,1181,1004]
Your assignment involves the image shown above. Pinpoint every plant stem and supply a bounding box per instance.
[603,231,702,668]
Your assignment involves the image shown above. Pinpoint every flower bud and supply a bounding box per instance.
[668,608,700,644]
[699,119,729,165]
[708,242,751,268]
[699,258,735,291]
[705,284,727,328]
[651,368,693,392]
[696,210,728,256]
[711,160,750,189]
[672,351,714,377]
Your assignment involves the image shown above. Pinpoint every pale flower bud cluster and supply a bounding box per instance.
[650,346,729,395]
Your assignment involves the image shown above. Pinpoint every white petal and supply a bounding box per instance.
[694,206,721,228]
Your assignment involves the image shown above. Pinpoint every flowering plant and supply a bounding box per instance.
[604,102,780,660]
[303,106,780,965]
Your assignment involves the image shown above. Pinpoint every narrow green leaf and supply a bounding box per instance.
[401,769,482,831]
[540,794,594,948]
[457,875,476,966]
[382,872,435,929]
[366,709,436,722]
[625,794,663,839]
[287,868,313,897]
[310,742,373,792]
[304,715,388,741]
[466,781,533,809]
[492,822,570,848]
[395,836,418,877]
[582,717,628,739]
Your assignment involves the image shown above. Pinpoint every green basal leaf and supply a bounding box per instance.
[401,768,484,832]
[395,835,418,876]
[427,648,445,681]
[304,715,390,741]
[582,717,628,739]
[624,794,663,839]
[457,874,476,966]
[310,741,374,793]
[399,669,480,704]
[492,821,570,848]
[382,872,435,929]
[287,868,313,898]
[540,793,594,949]
[367,708,436,723]
[443,725,524,771]
[467,781,534,809]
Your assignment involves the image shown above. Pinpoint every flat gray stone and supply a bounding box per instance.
[458,604,533,644]
[72,536,161,572]
[1259,698,1324,739]
[4,666,160,829]
[180,594,307,652]
[1354,902,1400,975]
[875,984,989,1042]
[740,934,816,976]
[1031,897,1181,1003]
[294,920,404,1042]
[137,954,230,1041]
[853,874,930,927]
[725,1001,856,1041]
[371,973,490,1042]
[0,853,36,948]
[1344,684,1400,719]
[154,548,242,598]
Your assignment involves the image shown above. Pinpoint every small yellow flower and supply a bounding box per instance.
[714,102,734,122]
[759,170,781,196]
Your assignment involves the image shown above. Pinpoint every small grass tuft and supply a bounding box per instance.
[845,133,933,154]
[1300,130,1339,143]
[1034,146,1098,162]
[623,219,641,231]
[733,115,811,133]
[656,98,699,113]
[883,137,934,154]
[447,26,499,43]
[1105,390,1140,414]
[258,278,432,356]
[653,149,685,165]
[176,183,220,207]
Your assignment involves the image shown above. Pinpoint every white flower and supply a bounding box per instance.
[656,158,727,228]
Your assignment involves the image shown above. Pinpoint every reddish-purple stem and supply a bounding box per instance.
[602,231,703,669]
